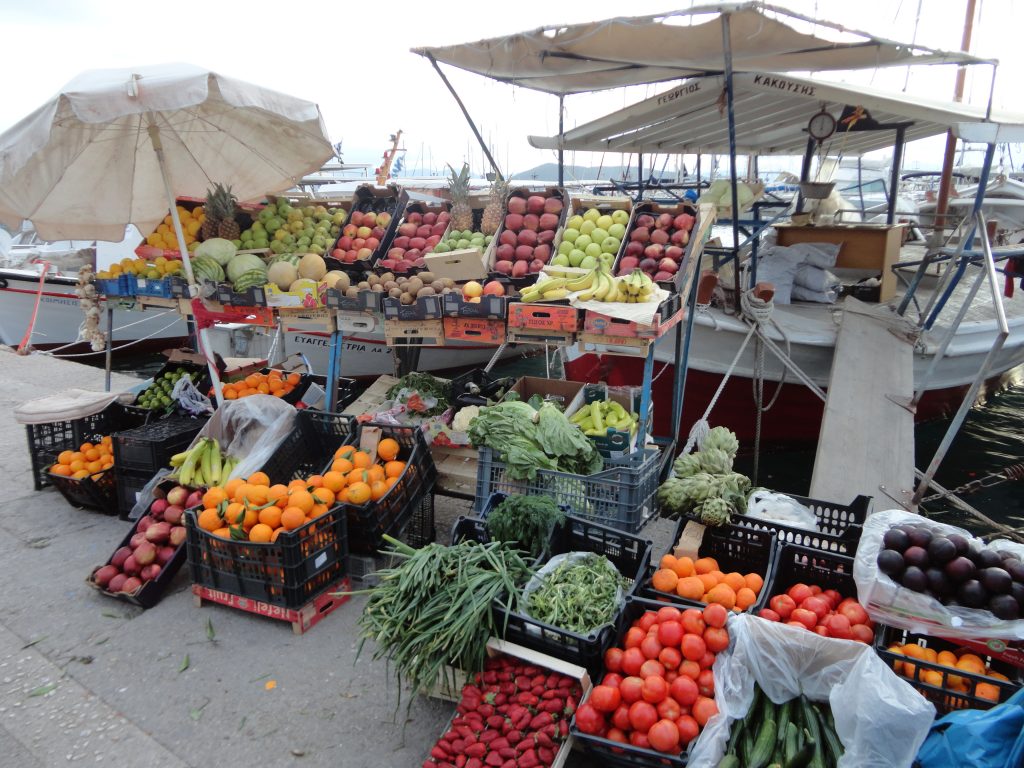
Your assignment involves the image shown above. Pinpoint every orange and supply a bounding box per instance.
[310,503,329,518]
[886,646,905,675]
[676,576,705,600]
[694,557,719,575]
[224,502,246,527]
[203,487,228,508]
[70,452,85,463]
[706,583,737,610]
[72,469,90,479]
[258,505,283,529]
[334,444,356,459]
[86,460,103,473]
[386,476,400,490]
[248,523,273,543]
[366,465,385,484]
[347,482,371,505]
[256,383,270,394]
[245,373,261,388]
[936,651,959,670]
[384,461,405,479]
[51,464,73,476]
[697,573,720,593]
[735,587,757,610]
[659,554,679,572]
[306,474,324,488]
[311,487,335,506]
[288,489,315,515]
[286,372,300,385]
[212,527,231,539]
[347,469,371,487]
[57,450,75,466]
[267,484,289,504]
[377,438,400,462]
[722,572,746,592]
[976,682,1000,702]
[70,460,86,472]
[224,477,245,499]
[84,448,101,461]
[332,457,354,475]
[322,471,346,493]
[271,527,284,542]
[370,480,389,501]
[242,507,259,531]
[288,478,308,491]
[242,484,269,506]
[280,506,306,531]
[247,471,270,487]
[352,451,372,469]
[955,658,985,676]
[224,388,239,400]
[921,670,944,688]
[198,508,222,532]
[672,556,696,579]
[651,568,679,593]
[744,572,764,594]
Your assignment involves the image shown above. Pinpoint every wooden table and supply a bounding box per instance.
[774,222,906,302]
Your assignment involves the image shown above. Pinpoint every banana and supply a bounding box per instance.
[169,450,190,468]
[540,277,568,295]
[541,288,570,300]
[518,287,544,303]
[178,438,205,486]
[565,269,596,292]
[593,272,612,301]
[576,275,601,301]
[207,438,222,486]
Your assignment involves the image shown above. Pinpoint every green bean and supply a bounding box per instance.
[524,553,624,634]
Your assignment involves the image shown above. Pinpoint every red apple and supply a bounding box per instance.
[425,235,441,247]
[644,244,664,260]
[337,235,353,250]
[544,197,564,214]
[423,212,437,225]
[356,225,372,239]
[388,248,405,259]
[342,223,357,237]
[515,245,534,261]
[507,197,527,215]
[496,243,516,262]
[639,258,658,274]
[517,230,538,247]
[650,229,670,245]
[528,258,545,272]
[505,213,524,232]
[430,223,447,237]
[674,213,695,231]
[331,248,344,259]
[413,257,426,267]
[499,230,518,247]
[437,211,451,224]
[671,229,690,246]
[379,258,396,269]
[654,271,675,282]
[618,256,640,272]
[657,213,674,229]
[416,225,432,239]
[533,244,551,262]
[526,195,546,215]
[370,226,385,240]
[658,258,679,274]
[393,236,410,250]
[511,260,528,278]
[494,260,513,275]
[364,237,380,251]
[637,214,656,229]
[362,212,377,227]
[409,237,427,250]
[538,230,556,245]
[665,245,684,261]
[349,211,363,227]
[376,212,391,227]
[625,241,644,257]
[343,251,358,263]
[631,227,650,244]
[407,212,422,224]
[523,214,540,231]
[356,247,373,261]
[539,213,559,230]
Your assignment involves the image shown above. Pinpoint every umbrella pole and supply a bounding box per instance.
[147,121,225,407]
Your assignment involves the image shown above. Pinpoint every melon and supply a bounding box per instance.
[267,261,298,291]
[297,253,327,281]
[226,253,268,284]
[194,238,237,267]
[323,270,350,291]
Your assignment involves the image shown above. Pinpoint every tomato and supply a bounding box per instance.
[657,621,683,648]
[657,697,681,721]
[604,647,624,673]
[659,646,682,670]
[676,714,700,745]
[611,704,632,731]
[669,674,699,706]
[602,672,624,688]
[624,627,646,649]
[703,626,730,654]
[809,585,822,595]
[698,651,717,670]
[656,606,682,624]
[757,608,781,622]
[638,611,659,632]
[769,594,797,620]
[647,719,681,753]
[640,634,664,661]
[800,596,830,621]
[822,589,842,608]
[839,601,870,625]
[591,684,622,713]
[790,608,818,631]
[697,668,715,697]
[681,609,706,636]
[787,583,813,605]
[619,676,644,704]
[825,613,853,640]
[851,623,874,644]
[787,620,808,629]
[665,670,679,684]
[702,603,728,629]
[606,727,628,744]
[679,660,701,680]
[681,634,706,662]
[813,625,830,637]
[639,659,667,680]
[692,695,719,727]
[628,700,659,733]
[575,702,605,735]
[621,647,646,676]
[641,675,669,704]
[629,731,651,749]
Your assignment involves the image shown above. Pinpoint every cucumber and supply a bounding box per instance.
[776,699,793,746]
[741,729,755,766]
[785,740,816,768]
[748,718,777,768]
[730,685,764,757]
[785,722,800,764]
[716,756,741,768]
[816,706,845,766]
[799,697,826,768]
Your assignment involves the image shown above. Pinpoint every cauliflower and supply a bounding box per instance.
[451,406,481,433]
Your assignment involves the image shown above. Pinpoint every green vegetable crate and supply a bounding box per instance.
[449,491,566,562]
[572,382,652,458]
[494,515,652,674]
[473,446,662,534]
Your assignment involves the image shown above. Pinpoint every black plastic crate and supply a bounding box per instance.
[875,625,1023,713]
[450,368,516,407]
[185,503,348,609]
[340,423,438,555]
[125,361,211,419]
[257,368,357,410]
[442,292,509,320]
[571,595,690,767]
[722,493,869,554]
[26,402,147,491]
[113,417,206,473]
[86,503,188,609]
[757,543,856,614]
[495,515,653,674]
[398,493,435,548]
[638,520,776,612]
[115,467,158,521]
[49,468,118,513]
[259,409,356,482]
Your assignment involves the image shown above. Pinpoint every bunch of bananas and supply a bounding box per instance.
[570,399,640,437]
[521,265,658,304]
[169,438,237,487]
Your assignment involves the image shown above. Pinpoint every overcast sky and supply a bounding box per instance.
[2,0,1020,179]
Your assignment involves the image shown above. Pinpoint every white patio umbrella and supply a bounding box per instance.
[0,63,335,403]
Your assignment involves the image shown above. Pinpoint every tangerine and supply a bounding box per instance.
[722,572,746,592]
[224,477,245,499]
[198,508,222,532]
[744,572,764,594]
[332,457,354,474]
[694,557,720,575]
[310,503,330,518]
[369,480,389,501]
[311,487,335,506]
[212,527,231,539]
[271,528,284,542]
[697,573,720,593]
[258,505,283,529]
[280,507,306,531]
[706,583,737,610]
[288,489,315,514]
[267,484,290,505]
[57,450,75,465]
[652,568,679,593]
[249,523,273,543]
[322,471,346,493]
[352,451,372,469]
[676,576,705,600]
[366,465,385,484]
[672,556,696,578]
[377,438,400,461]
[306,474,324,488]
[247,471,270,487]
[334,444,356,459]
[734,587,757,610]
[203,487,228,508]
[224,502,246,527]
[347,482,371,505]
[384,461,405,479]
[51,464,73,476]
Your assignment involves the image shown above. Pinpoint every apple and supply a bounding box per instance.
[352,237,366,250]
[608,223,626,240]
[639,258,658,274]
[543,197,564,214]
[636,214,656,229]
[496,243,515,262]
[558,241,574,256]
[539,213,559,230]
[371,226,385,240]
[409,237,427,250]
[379,258,396,269]
[494,260,513,275]
[650,229,670,245]
[343,251,358,263]
[568,250,586,267]
[579,220,597,236]
[331,248,344,259]
[538,230,556,245]
[625,241,644,258]
[430,223,447,237]
[654,271,675,282]
[364,237,380,251]
[499,230,518,247]
[644,244,665,260]
[517,230,538,247]
[631,227,650,244]
[356,226,372,239]
[526,195,546,215]
[528,258,545,272]
[426,235,441,248]
[590,228,609,243]
[507,197,527,215]
[388,247,405,259]
[567,215,584,230]
[601,237,621,254]
[515,245,534,261]
[658,258,679,274]
[356,247,373,261]
[579,255,599,270]
[413,225,429,239]
[584,243,603,259]
[664,245,684,262]
[349,211,363,227]
[657,213,674,229]
[423,212,436,225]
[505,213,524,232]
[618,256,640,272]
[483,280,505,296]
[534,244,551,262]
[611,209,629,226]
[671,229,690,246]
[552,254,570,266]
[511,260,528,278]
[523,214,540,231]
[674,213,695,231]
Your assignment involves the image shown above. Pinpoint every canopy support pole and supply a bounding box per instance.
[887,125,906,225]
[558,96,565,187]
[798,137,815,212]
[721,12,742,304]
[637,154,644,201]
[426,55,504,180]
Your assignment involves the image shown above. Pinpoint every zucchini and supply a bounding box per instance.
[731,685,764,757]
[784,722,800,764]
[816,706,845,766]
[785,740,816,768]
[776,698,793,746]
[716,756,741,768]
[799,697,826,768]
[741,729,755,766]
[748,718,777,768]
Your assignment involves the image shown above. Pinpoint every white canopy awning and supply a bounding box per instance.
[526,72,1024,156]
[412,2,988,96]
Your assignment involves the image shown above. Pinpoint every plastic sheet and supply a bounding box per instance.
[171,375,213,417]
[746,490,819,531]
[688,613,934,768]
[853,509,1024,640]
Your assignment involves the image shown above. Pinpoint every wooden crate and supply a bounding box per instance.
[341,374,399,418]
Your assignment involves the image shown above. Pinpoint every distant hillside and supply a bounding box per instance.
[509,164,681,182]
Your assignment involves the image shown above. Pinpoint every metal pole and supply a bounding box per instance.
[721,13,743,305]
[426,55,504,180]
[104,306,114,392]
[887,126,906,225]
[558,96,565,187]
[797,137,815,212]
[638,154,644,201]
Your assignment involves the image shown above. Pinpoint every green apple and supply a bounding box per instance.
[558,240,575,256]
[583,208,601,223]
[457,239,471,249]
[580,255,599,269]
[596,214,614,231]
[568,249,587,267]
[601,236,621,254]
[584,242,603,259]
[567,215,584,231]
[574,234,593,251]
[608,222,626,240]
[611,209,629,226]
[579,220,597,236]
[562,227,580,244]
[552,253,571,267]
[590,228,609,243]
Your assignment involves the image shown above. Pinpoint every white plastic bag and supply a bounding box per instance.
[171,376,213,417]
[746,491,819,532]
[183,396,297,481]
[688,613,935,768]
[854,509,1024,640]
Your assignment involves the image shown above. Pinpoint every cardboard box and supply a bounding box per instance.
[263,283,323,308]
[507,302,580,332]
[503,376,585,413]
[569,382,650,458]
[442,317,505,344]
[422,247,488,281]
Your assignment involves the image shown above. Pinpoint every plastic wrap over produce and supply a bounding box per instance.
[688,613,934,768]
[184,395,296,481]
[854,509,1024,640]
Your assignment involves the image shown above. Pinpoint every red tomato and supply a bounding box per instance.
[665,670,679,684]
[692,696,719,727]
[647,719,681,753]
[790,608,818,631]
[606,727,628,744]
[657,621,684,648]
[787,620,809,629]
[681,634,706,661]
[575,702,605,735]
[656,606,682,624]
[679,660,701,680]
[851,623,874,644]
[837,597,857,611]
[787,583,813,604]
[611,704,632,731]
[681,609,706,636]
[697,668,715,697]
[757,608,781,622]
[826,613,853,640]
[639,659,667,680]
[698,651,717,670]
[641,675,669,704]
[769,594,796,620]
[669,674,699,706]
[659,646,683,670]
[621,647,646,676]
[809,584,822,595]
[800,596,830,621]
[591,684,622,713]
[657,697,682,721]
[813,625,830,637]
[822,589,842,608]
[624,627,646,649]
[629,731,651,749]
[676,714,700,745]
[602,672,624,688]
[619,676,644,704]
[628,701,659,733]
[604,647,624,673]
[640,635,664,661]
[702,603,728,629]
[638,612,659,632]
[839,601,870,626]
[703,626,730,654]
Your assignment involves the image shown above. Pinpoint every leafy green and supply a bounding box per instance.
[386,373,451,417]
[524,553,624,634]
[486,495,565,560]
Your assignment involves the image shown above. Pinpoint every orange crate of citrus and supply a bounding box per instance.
[50,436,115,479]
[325,438,406,507]
[649,553,765,612]
[216,370,302,401]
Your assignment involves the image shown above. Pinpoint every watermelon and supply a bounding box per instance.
[226,253,268,284]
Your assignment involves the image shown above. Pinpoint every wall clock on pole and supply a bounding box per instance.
[808,110,837,143]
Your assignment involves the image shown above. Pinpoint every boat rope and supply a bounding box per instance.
[16,261,53,355]
[919,462,1024,504]
[41,316,183,359]
[40,307,179,355]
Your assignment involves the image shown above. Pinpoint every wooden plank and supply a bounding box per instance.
[809,298,916,509]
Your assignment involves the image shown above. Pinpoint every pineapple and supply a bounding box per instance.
[481,176,509,236]
[447,163,474,232]
[201,183,240,241]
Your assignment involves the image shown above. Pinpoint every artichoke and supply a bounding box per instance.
[677,472,719,504]
[697,447,733,476]
[672,452,702,479]
[698,497,733,527]
[702,426,739,459]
